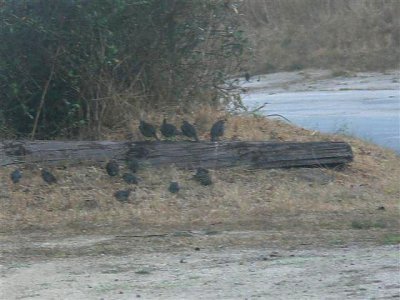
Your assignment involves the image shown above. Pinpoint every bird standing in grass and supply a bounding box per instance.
[181,120,199,142]
[168,182,180,193]
[106,160,119,177]
[10,169,22,184]
[122,172,138,184]
[127,159,139,173]
[139,120,159,140]
[41,169,57,184]
[193,167,212,186]
[114,189,132,203]
[161,118,179,139]
[210,119,226,142]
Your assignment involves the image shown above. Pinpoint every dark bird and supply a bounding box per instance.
[122,172,138,184]
[210,119,226,142]
[139,120,159,140]
[161,118,179,139]
[193,167,212,186]
[181,120,199,142]
[106,160,119,177]
[245,72,251,82]
[114,189,131,203]
[41,169,57,184]
[168,182,180,193]
[127,159,139,173]
[10,169,22,184]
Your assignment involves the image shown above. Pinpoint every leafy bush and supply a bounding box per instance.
[0,0,245,139]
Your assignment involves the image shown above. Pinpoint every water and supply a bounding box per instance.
[243,89,400,153]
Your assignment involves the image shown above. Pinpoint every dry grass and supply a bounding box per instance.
[240,0,400,73]
[0,112,399,234]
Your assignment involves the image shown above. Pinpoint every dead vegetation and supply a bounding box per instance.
[241,0,400,73]
[0,112,399,237]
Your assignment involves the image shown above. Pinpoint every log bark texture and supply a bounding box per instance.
[0,140,353,169]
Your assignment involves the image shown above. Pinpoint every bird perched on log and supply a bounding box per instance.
[210,119,226,142]
[193,167,212,186]
[114,189,132,203]
[10,169,22,184]
[139,120,159,140]
[122,172,138,184]
[181,120,199,142]
[161,118,179,139]
[41,169,57,184]
[106,160,119,177]
[168,182,180,193]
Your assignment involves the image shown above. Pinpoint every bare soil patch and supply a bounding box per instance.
[1,227,399,299]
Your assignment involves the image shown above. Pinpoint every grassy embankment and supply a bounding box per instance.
[1,108,399,245]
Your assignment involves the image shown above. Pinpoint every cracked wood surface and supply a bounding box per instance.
[0,140,353,169]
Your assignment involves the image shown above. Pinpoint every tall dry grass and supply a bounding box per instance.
[240,0,400,73]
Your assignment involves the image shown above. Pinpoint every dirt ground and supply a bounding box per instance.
[1,225,399,300]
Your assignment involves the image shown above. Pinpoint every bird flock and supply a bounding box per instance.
[9,118,226,203]
[140,118,226,142]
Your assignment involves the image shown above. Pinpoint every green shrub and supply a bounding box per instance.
[0,0,245,139]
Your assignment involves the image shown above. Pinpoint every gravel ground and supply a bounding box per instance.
[1,230,399,300]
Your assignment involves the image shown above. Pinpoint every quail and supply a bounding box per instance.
[181,120,199,142]
[161,118,179,139]
[122,172,138,184]
[139,120,159,140]
[168,182,180,193]
[10,169,22,184]
[127,159,139,173]
[210,119,226,142]
[114,189,131,203]
[106,160,119,177]
[193,167,212,186]
[41,169,57,184]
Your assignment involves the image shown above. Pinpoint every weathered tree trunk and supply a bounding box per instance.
[0,140,353,169]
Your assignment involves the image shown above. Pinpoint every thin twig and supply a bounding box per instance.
[115,234,168,238]
[250,102,269,113]
[31,47,61,140]
[265,114,293,124]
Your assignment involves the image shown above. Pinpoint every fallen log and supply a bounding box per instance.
[0,140,353,169]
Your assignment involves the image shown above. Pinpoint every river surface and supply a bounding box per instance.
[241,70,400,153]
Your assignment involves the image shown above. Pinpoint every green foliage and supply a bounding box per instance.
[0,0,245,138]
[383,234,400,245]
[351,219,388,230]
